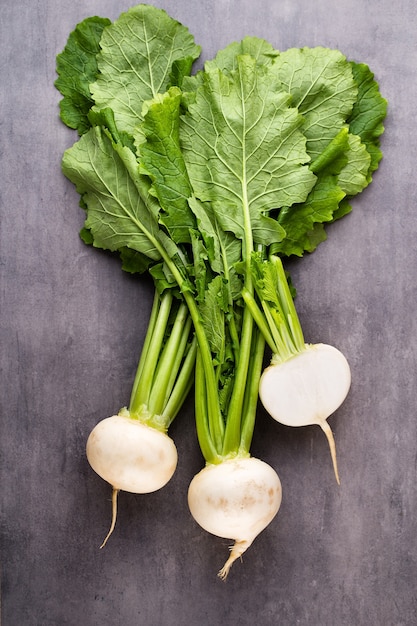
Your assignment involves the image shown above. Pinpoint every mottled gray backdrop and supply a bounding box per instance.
[1,0,416,624]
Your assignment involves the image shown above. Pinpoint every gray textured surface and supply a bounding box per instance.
[1,1,416,625]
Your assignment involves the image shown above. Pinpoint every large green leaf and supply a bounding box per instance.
[180,43,364,258]
[61,126,162,262]
[90,4,201,134]
[180,55,316,249]
[137,88,196,244]
[55,16,111,134]
[348,61,387,179]
[275,47,358,161]
[271,49,375,253]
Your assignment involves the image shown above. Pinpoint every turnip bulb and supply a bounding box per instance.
[259,343,351,483]
[187,456,282,580]
[86,413,178,547]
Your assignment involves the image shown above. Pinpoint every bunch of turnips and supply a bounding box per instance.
[56,4,386,579]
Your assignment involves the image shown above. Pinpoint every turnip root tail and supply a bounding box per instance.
[100,487,119,549]
[218,539,253,581]
[319,420,340,485]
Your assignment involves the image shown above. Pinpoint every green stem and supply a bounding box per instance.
[144,242,224,457]
[127,289,197,432]
[129,291,173,414]
[248,254,306,365]
[160,316,194,411]
[221,205,256,456]
[218,223,240,362]
[272,255,305,351]
[115,134,222,446]
[220,133,258,457]
[239,328,266,454]
[242,288,277,353]
[182,291,224,457]
[194,349,220,463]
[163,336,197,426]
[129,289,160,406]
[221,305,254,456]
[148,301,191,416]
[264,302,298,359]
[117,138,226,454]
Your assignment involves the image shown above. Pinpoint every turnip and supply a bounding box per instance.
[188,456,282,580]
[87,413,178,547]
[180,321,283,579]
[87,414,178,493]
[260,343,351,484]
[85,292,196,546]
[245,254,351,483]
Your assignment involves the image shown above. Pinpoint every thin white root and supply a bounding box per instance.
[319,420,340,485]
[100,487,120,549]
[217,539,252,581]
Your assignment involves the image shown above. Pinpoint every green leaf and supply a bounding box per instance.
[61,126,162,260]
[180,56,316,249]
[168,56,199,89]
[55,16,111,134]
[299,223,328,253]
[275,47,358,160]
[181,37,278,103]
[79,226,94,245]
[156,230,191,282]
[218,374,235,416]
[267,49,374,255]
[188,197,242,281]
[188,198,244,314]
[188,197,222,273]
[120,248,153,274]
[190,230,210,303]
[337,133,371,196]
[87,107,122,142]
[332,198,352,221]
[309,127,350,175]
[137,88,196,244]
[205,36,279,73]
[149,262,180,294]
[252,214,286,245]
[199,275,228,358]
[90,4,201,134]
[274,173,345,256]
[348,61,387,179]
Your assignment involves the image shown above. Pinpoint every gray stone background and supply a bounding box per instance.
[1,0,416,624]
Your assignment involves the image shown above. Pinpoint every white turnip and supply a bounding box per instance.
[86,413,178,547]
[83,293,195,547]
[259,343,351,484]
[245,255,352,483]
[187,456,282,580]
